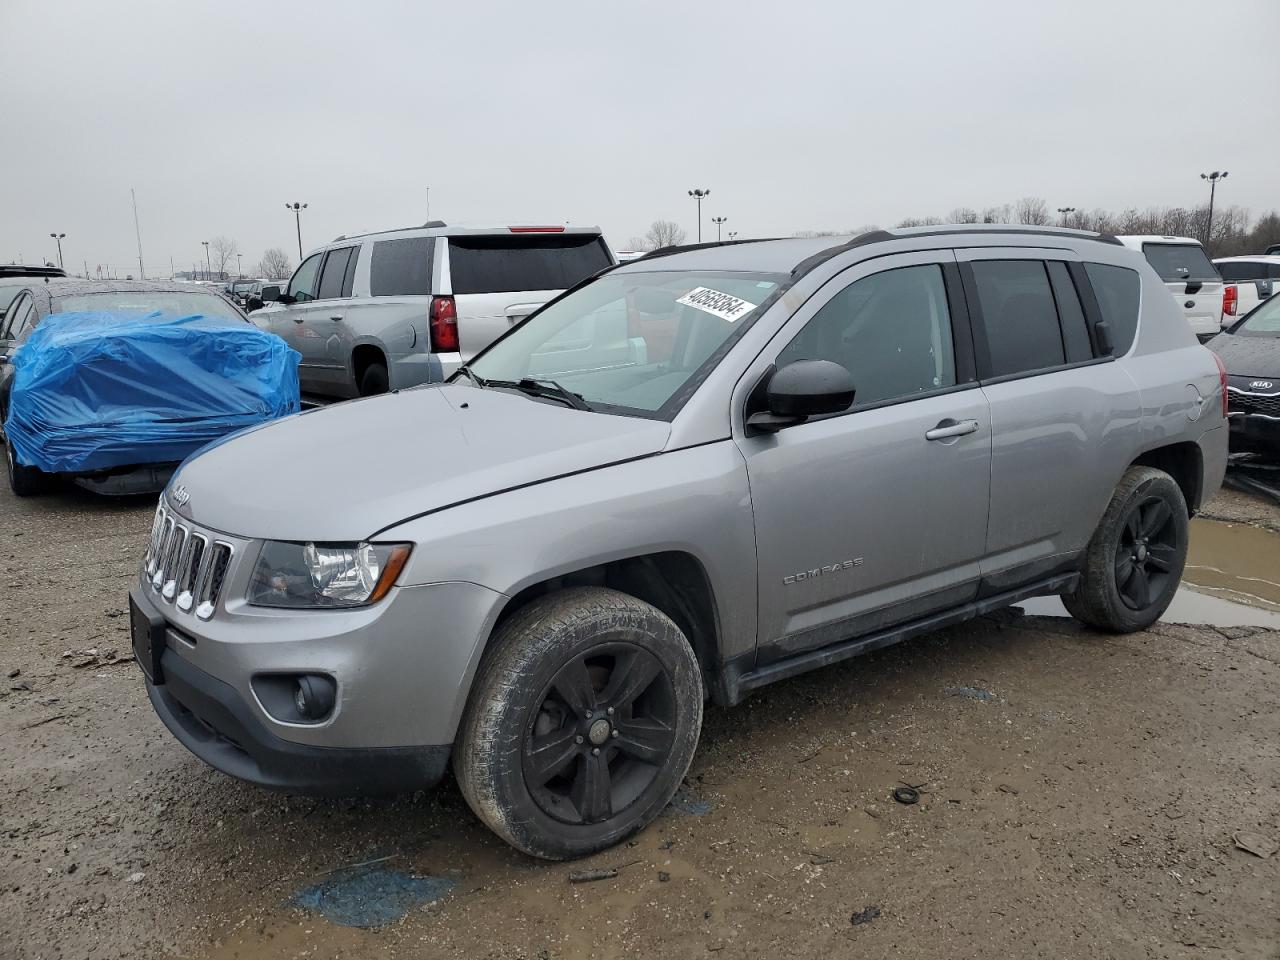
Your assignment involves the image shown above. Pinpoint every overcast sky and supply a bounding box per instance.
[4,0,1277,276]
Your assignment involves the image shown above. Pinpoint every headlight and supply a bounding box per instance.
[248,541,412,609]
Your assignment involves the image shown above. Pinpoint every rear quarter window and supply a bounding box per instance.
[370,237,434,297]
[447,235,612,295]
[1216,261,1267,282]
[1084,263,1140,355]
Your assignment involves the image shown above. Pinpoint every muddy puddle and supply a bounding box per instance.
[1021,516,1280,627]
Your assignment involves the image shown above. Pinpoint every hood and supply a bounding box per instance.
[170,384,671,541]
[1209,332,1280,378]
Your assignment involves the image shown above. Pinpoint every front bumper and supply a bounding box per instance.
[146,642,451,795]
[131,561,505,793]
[1228,413,1280,457]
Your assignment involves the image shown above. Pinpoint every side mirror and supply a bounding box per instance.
[261,286,282,303]
[246,296,264,312]
[746,360,855,433]
[1093,320,1114,357]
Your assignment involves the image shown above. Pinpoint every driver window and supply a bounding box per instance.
[2,294,29,339]
[288,253,324,303]
[776,264,956,407]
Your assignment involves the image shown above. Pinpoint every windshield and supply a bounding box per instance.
[53,291,245,323]
[1236,295,1280,337]
[232,281,257,293]
[1141,243,1220,283]
[465,269,784,418]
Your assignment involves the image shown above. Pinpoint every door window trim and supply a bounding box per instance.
[315,246,357,302]
[958,253,1119,386]
[737,251,981,432]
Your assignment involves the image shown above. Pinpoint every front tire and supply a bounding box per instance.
[455,587,703,860]
[6,440,46,497]
[1063,466,1188,632]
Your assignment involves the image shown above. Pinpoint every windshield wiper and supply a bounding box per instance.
[455,365,486,387]
[517,377,593,411]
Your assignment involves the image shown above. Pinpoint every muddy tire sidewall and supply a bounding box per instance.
[454,586,703,860]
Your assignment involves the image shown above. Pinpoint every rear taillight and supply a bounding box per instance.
[1211,350,1229,417]
[429,296,459,352]
[1223,284,1237,318]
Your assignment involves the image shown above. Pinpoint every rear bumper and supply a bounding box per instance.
[146,644,451,796]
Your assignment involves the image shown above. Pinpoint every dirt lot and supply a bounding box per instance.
[2,481,1279,960]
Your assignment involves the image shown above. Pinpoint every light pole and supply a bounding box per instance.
[237,253,243,278]
[1056,206,1076,226]
[728,231,739,241]
[201,240,211,281]
[711,216,727,242]
[1200,171,1228,245]
[687,188,710,242]
[286,202,308,259]
[49,233,65,269]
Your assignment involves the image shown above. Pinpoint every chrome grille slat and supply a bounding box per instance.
[150,517,175,589]
[161,526,187,601]
[195,543,233,620]
[176,534,206,612]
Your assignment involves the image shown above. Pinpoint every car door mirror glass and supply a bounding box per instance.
[747,360,855,433]
[260,285,281,302]
[1093,320,1114,357]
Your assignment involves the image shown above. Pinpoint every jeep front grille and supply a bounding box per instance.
[143,503,234,620]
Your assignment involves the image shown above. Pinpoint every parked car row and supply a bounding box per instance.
[131,224,1229,860]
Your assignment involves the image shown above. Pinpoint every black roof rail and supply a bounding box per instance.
[332,221,449,243]
[633,237,782,263]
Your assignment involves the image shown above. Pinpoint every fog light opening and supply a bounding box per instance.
[293,675,336,722]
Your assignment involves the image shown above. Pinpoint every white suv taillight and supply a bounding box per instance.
[429,296,458,352]
[1211,351,1229,418]
[1223,284,1237,318]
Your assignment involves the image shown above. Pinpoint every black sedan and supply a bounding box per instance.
[1210,292,1280,459]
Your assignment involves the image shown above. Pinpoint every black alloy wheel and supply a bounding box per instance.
[1114,496,1179,611]
[522,644,677,825]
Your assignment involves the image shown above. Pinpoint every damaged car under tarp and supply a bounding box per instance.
[3,310,300,495]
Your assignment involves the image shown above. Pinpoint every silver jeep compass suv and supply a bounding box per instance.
[131,225,1228,860]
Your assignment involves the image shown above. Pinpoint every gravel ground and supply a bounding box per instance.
[2,481,1278,960]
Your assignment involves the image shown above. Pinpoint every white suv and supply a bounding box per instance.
[259,222,614,397]
[1115,235,1224,338]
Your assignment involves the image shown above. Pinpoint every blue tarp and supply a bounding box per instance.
[5,311,300,474]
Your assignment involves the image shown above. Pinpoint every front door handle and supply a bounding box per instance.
[292,317,304,323]
[925,418,979,441]
[330,316,342,321]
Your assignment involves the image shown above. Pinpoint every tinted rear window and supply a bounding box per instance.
[370,237,434,297]
[1084,263,1141,355]
[970,260,1065,377]
[448,235,611,295]
[1141,243,1219,283]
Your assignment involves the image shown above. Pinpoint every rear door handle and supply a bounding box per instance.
[329,316,342,321]
[925,418,979,441]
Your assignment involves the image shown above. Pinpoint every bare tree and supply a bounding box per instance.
[257,247,293,279]
[947,207,980,224]
[644,220,687,250]
[981,204,1013,224]
[208,236,239,279]
[896,216,944,228]
[625,236,651,252]
[1013,197,1051,226]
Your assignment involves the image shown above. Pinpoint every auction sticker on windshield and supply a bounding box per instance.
[676,287,758,323]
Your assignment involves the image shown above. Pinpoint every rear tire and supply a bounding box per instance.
[358,362,389,396]
[454,587,703,860]
[6,441,46,497]
[1063,466,1188,632]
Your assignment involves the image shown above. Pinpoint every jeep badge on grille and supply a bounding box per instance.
[172,485,191,507]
